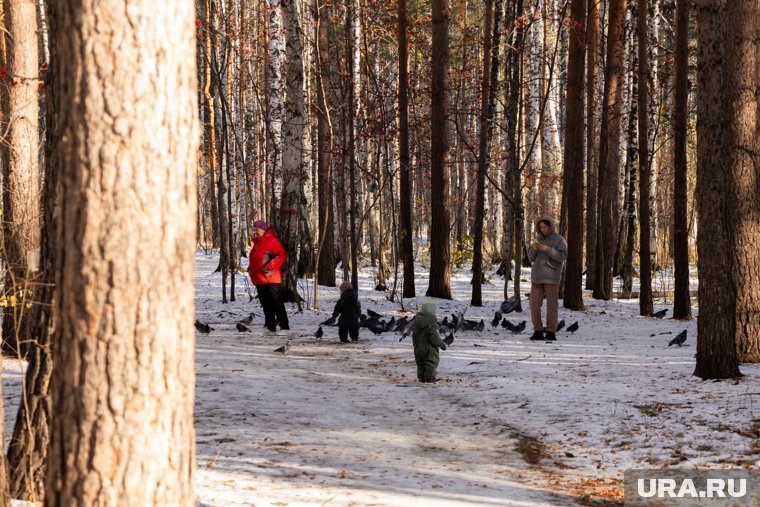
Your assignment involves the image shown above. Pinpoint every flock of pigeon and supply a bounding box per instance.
[193,296,689,350]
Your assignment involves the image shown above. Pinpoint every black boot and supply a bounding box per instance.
[545,331,556,341]
[530,331,545,341]
[423,377,440,383]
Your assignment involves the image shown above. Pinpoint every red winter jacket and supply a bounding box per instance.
[248,229,287,285]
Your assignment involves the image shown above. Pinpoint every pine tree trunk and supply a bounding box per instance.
[202,0,220,248]
[594,0,627,300]
[315,0,335,288]
[471,0,495,307]
[45,2,198,504]
[637,0,653,315]
[585,0,600,291]
[427,0,452,299]
[562,0,586,311]
[1,0,41,358]
[6,3,56,494]
[672,0,691,319]
[725,0,760,363]
[693,0,740,380]
[398,0,415,298]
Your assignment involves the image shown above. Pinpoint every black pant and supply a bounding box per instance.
[339,325,359,342]
[257,283,290,332]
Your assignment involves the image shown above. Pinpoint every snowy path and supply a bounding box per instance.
[194,330,576,507]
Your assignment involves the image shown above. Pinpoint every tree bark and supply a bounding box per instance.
[672,0,691,319]
[427,0,452,300]
[315,0,335,288]
[278,0,306,304]
[725,0,760,363]
[562,0,586,311]
[471,0,495,307]
[398,0,415,298]
[585,0,600,291]
[1,0,41,358]
[594,0,627,300]
[693,0,740,380]
[637,0,653,316]
[46,2,198,504]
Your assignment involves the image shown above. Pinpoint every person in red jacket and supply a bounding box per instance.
[248,220,290,333]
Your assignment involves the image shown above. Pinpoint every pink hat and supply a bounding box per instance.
[339,281,352,294]
[253,220,269,231]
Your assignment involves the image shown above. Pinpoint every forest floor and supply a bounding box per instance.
[4,251,759,506]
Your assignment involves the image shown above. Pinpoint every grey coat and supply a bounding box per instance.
[528,216,568,285]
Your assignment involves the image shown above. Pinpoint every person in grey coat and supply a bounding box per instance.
[528,216,568,341]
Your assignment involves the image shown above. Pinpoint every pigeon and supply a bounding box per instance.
[394,316,410,332]
[368,320,385,335]
[566,321,579,334]
[452,311,465,331]
[399,331,410,342]
[443,333,454,346]
[195,320,213,335]
[502,318,515,331]
[512,321,526,334]
[320,315,336,326]
[384,317,396,332]
[240,313,256,326]
[475,319,485,332]
[367,309,382,319]
[668,330,687,347]
[274,342,291,354]
[653,309,668,319]
[500,296,518,314]
[491,312,502,329]
[236,322,250,333]
[315,326,324,340]
[556,319,566,332]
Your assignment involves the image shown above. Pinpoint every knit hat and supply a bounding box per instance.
[339,281,353,294]
[253,220,269,231]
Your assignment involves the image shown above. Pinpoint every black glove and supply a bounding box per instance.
[440,342,447,351]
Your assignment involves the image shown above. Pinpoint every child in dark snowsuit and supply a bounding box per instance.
[412,301,446,383]
[332,281,361,342]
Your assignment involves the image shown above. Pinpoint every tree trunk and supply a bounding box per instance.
[671,0,691,319]
[725,0,760,363]
[202,0,220,248]
[562,0,586,311]
[427,0,452,300]
[45,2,198,504]
[267,0,284,221]
[471,0,495,307]
[693,0,740,380]
[1,0,41,358]
[594,0,627,300]
[278,0,305,304]
[637,0,653,316]
[347,0,359,291]
[315,0,335,288]
[621,38,638,299]
[398,0,415,298]
[6,2,56,496]
[585,0,600,291]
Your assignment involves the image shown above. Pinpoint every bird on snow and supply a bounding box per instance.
[556,319,566,332]
[320,315,336,326]
[240,312,256,326]
[566,321,579,334]
[500,296,518,314]
[475,319,485,332]
[501,318,514,331]
[491,312,502,329]
[668,330,687,347]
[367,309,382,319]
[653,309,668,319]
[443,332,454,346]
[274,342,291,354]
[512,321,526,334]
[315,326,324,340]
[452,312,465,331]
[195,320,213,335]
[236,322,250,333]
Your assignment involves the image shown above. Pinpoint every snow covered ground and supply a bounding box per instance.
[3,251,757,506]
